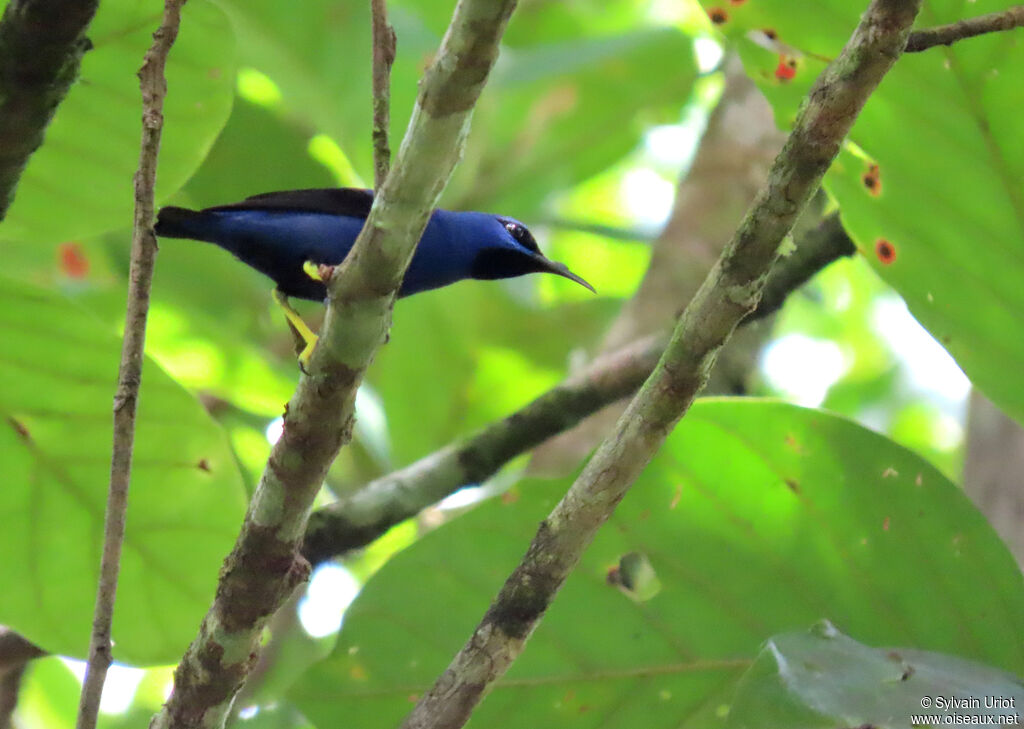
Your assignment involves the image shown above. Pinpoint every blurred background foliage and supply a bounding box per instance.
[1,0,1021,727]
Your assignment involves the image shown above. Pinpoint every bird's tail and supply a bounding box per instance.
[154,206,207,239]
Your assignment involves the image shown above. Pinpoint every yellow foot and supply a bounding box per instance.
[298,339,316,372]
[303,260,323,281]
[273,289,319,369]
[303,260,335,283]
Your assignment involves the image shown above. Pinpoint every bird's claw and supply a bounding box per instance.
[298,337,317,374]
[273,288,320,371]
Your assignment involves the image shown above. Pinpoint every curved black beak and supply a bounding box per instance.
[533,254,596,293]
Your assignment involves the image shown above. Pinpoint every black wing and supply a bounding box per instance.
[205,188,375,218]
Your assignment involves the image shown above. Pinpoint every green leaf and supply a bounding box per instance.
[0,276,247,665]
[290,400,1024,728]
[0,0,236,244]
[448,28,697,217]
[727,622,1024,729]
[701,0,1024,423]
[215,0,373,179]
[220,1,694,218]
[175,97,339,208]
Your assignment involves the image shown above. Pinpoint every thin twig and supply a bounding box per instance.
[371,0,396,191]
[75,2,185,728]
[905,5,1024,52]
[0,0,100,219]
[398,2,920,727]
[150,2,517,727]
[301,214,854,565]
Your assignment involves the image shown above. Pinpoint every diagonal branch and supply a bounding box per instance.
[301,214,855,565]
[0,0,99,220]
[370,0,396,191]
[149,2,518,727]
[76,3,184,729]
[905,5,1024,52]
[397,2,921,728]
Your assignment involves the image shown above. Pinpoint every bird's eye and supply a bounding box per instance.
[499,217,541,253]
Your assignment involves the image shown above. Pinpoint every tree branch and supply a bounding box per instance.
[75,3,184,729]
[397,1,920,727]
[905,5,1024,52]
[371,0,396,191]
[302,332,663,562]
[529,58,786,471]
[301,213,854,565]
[0,0,100,219]
[150,2,517,727]
[746,212,854,324]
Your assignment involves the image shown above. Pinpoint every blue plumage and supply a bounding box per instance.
[155,188,593,300]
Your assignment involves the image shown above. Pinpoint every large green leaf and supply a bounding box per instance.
[0,0,235,244]
[727,623,1024,729]
[701,0,1024,422]
[0,277,247,665]
[218,0,693,218]
[446,28,696,217]
[291,400,1024,728]
[176,97,339,208]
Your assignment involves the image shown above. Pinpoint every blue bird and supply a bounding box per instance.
[155,188,593,366]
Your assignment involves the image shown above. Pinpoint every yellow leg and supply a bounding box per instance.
[303,260,325,282]
[273,289,318,369]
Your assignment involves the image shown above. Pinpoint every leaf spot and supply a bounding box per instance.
[775,55,798,81]
[875,239,897,265]
[6,416,31,442]
[58,242,90,279]
[862,163,882,196]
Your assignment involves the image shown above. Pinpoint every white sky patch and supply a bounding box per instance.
[694,37,724,73]
[645,124,701,169]
[872,296,971,406]
[621,167,675,227]
[298,564,361,639]
[437,485,488,511]
[265,415,284,445]
[934,413,965,451]
[761,334,849,407]
[238,706,260,720]
[60,659,145,714]
[647,0,689,23]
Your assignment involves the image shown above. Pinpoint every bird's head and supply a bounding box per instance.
[469,215,595,292]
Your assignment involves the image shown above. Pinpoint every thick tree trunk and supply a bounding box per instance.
[964,390,1024,566]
